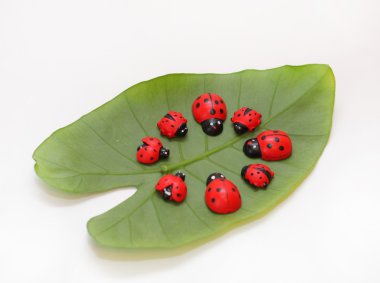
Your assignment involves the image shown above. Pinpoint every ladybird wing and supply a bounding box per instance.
[192,93,213,123]
[260,164,275,178]
[205,179,230,214]
[223,180,241,212]
[141,136,162,148]
[231,107,247,123]
[243,109,262,131]
[171,178,187,202]
[210,93,227,121]
[158,116,177,138]
[136,146,159,164]
[155,174,174,192]
[259,131,292,161]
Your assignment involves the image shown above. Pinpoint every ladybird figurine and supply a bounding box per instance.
[192,93,227,136]
[241,164,274,188]
[157,111,188,138]
[155,172,187,203]
[204,173,241,214]
[136,136,169,164]
[243,130,292,161]
[231,107,262,134]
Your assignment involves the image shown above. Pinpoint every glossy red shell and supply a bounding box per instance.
[257,130,292,161]
[136,136,163,164]
[141,136,162,148]
[192,93,227,123]
[243,164,274,188]
[231,107,262,131]
[136,146,159,164]
[157,111,187,139]
[205,179,241,214]
[155,174,187,203]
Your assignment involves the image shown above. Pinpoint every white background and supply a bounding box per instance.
[1,0,379,282]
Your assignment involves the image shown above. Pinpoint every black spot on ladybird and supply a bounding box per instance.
[220,109,224,114]
[177,194,181,197]
[249,119,252,122]
[211,198,215,203]
[232,188,236,192]
[267,144,273,148]
[208,188,212,192]
[196,103,200,108]
[204,98,209,102]
[220,100,224,104]
[215,100,219,104]
[273,130,278,133]
[238,114,241,117]
[249,113,252,116]
[150,157,154,160]
[275,137,280,142]
[140,154,143,157]
[210,109,216,115]
[150,138,153,140]
[171,125,174,128]
[250,173,253,176]
[279,146,284,151]
[261,136,266,140]
[216,188,221,192]
[259,177,262,179]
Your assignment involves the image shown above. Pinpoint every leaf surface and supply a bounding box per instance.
[33,64,335,249]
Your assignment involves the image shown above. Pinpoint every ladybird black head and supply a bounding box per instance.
[206,172,226,185]
[243,138,261,158]
[162,185,172,201]
[241,165,249,178]
[201,118,223,136]
[233,122,248,135]
[175,171,186,181]
[159,147,170,160]
[175,123,188,137]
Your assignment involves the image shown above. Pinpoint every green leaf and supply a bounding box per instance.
[33,64,335,249]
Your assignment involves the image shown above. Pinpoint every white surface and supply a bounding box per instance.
[1,0,379,282]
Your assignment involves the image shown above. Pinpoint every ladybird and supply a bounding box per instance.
[136,136,169,164]
[231,107,262,134]
[241,164,274,188]
[157,111,188,138]
[204,173,241,214]
[192,93,227,136]
[243,130,292,161]
[155,172,187,203]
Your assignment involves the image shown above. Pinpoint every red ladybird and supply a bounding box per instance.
[136,136,169,164]
[243,130,292,161]
[241,164,274,188]
[192,93,227,136]
[157,111,188,139]
[204,173,241,214]
[155,172,187,203]
[231,107,262,134]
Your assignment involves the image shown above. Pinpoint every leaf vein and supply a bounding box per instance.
[81,119,143,169]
